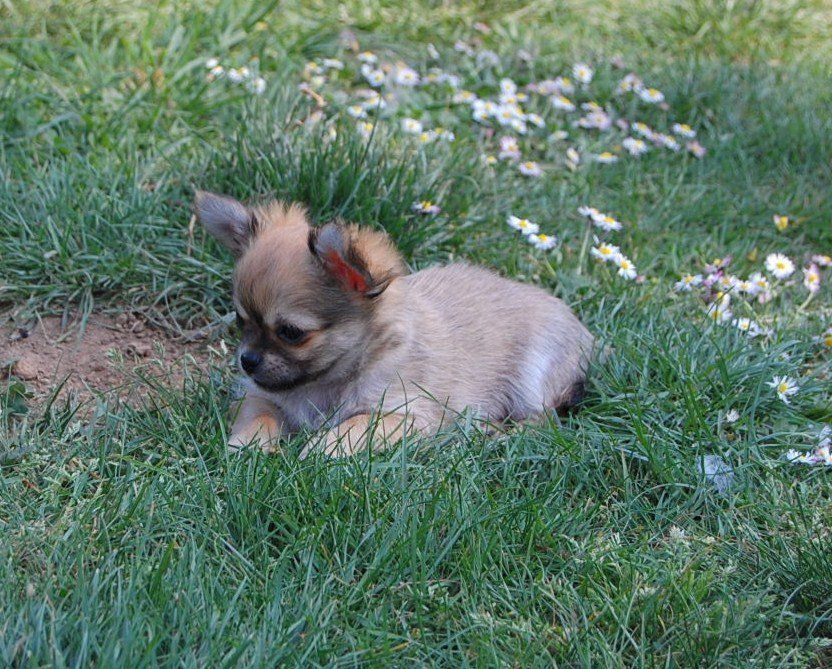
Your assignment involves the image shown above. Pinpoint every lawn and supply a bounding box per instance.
[1,0,832,666]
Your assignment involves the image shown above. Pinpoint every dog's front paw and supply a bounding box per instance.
[227,428,279,454]
[299,416,370,459]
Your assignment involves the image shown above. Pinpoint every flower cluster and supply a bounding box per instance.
[584,207,637,280]
[205,57,266,94]
[507,216,558,250]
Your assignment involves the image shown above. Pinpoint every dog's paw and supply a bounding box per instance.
[299,416,370,459]
[227,430,279,454]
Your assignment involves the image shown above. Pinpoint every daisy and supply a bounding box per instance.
[821,328,832,348]
[578,111,612,131]
[357,121,375,140]
[749,272,770,293]
[706,301,733,324]
[592,213,623,232]
[401,117,423,134]
[595,152,619,164]
[767,376,799,404]
[615,255,638,280]
[686,141,706,158]
[573,63,594,85]
[591,243,621,262]
[773,215,790,231]
[412,200,441,215]
[347,105,367,119]
[435,128,455,142]
[357,51,378,64]
[507,215,540,235]
[518,161,543,177]
[476,50,500,67]
[578,205,601,219]
[526,113,545,128]
[499,78,517,98]
[725,409,740,423]
[322,58,344,70]
[205,57,220,69]
[417,130,437,144]
[566,147,580,165]
[812,254,832,267]
[672,123,696,138]
[616,73,642,94]
[207,65,225,80]
[551,95,576,112]
[454,41,474,56]
[637,86,665,103]
[734,278,759,295]
[482,154,498,166]
[529,233,558,250]
[655,133,681,151]
[247,77,266,94]
[303,61,323,78]
[631,121,655,139]
[498,136,520,161]
[674,274,703,291]
[732,318,762,337]
[361,67,386,87]
[393,64,420,86]
[803,263,821,293]
[622,137,648,156]
[227,68,245,84]
[453,90,477,104]
[765,253,795,279]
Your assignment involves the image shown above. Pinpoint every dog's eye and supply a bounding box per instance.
[276,324,308,345]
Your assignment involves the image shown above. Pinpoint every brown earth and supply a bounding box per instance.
[1,312,230,408]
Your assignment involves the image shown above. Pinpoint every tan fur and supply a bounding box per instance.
[196,192,594,457]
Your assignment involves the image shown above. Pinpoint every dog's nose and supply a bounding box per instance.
[239,350,262,374]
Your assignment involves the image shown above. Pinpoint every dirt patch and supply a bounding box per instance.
[1,312,229,408]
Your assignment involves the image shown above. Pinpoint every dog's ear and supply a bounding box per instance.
[195,191,258,257]
[309,223,404,297]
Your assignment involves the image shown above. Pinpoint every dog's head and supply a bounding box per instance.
[196,191,406,392]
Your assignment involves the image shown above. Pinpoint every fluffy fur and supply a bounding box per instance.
[195,191,594,456]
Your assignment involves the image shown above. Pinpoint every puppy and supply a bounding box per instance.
[196,191,593,456]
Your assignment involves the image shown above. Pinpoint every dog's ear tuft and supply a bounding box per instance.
[195,191,257,257]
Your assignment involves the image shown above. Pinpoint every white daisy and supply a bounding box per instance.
[551,95,576,112]
[637,86,665,104]
[393,64,420,86]
[247,77,266,95]
[631,121,655,139]
[592,213,623,232]
[412,200,441,215]
[566,147,580,165]
[507,216,540,235]
[356,121,375,140]
[347,105,367,119]
[591,243,621,262]
[322,58,344,70]
[686,141,706,158]
[732,318,762,337]
[357,51,378,64]
[615,255,638,280]
[361,66,386,87]
[622,137,648,156]
[205,57,220,69]
[672,123,696,138]
[401,117,423,134]
[725,409,740,423]
[749,272,770,293]
[573,63,594,85]
[518,161,543,177]
[498,135,520,161]
[674,274,703,291]
[526,113,545,128]
[767,376,799,404]
[812,254,832,267]
[765,253,795,279]
[529,233,558,250]
[578,206,601,219]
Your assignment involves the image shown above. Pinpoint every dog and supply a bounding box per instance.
[196,191,594,457]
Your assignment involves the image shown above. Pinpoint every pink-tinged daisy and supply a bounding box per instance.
[672,123,696,138]
[518,161,543,177]
[803,263,821,293]
[498,135,520,161]
[812,254,831,267]
[767,376,798,404]
[591,243,621,262]
[674,274,703,291]
[412,200,441,215]
[529,233,558,250]
[765,253,795,279]
[686,141,706,158]
[507,215,540,235]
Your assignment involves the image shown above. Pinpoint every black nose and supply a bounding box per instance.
[240,350,262,374]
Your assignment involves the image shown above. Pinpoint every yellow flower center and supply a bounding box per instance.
[777,382,789,394]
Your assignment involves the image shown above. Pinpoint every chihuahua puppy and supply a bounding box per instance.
[196,191,593,456]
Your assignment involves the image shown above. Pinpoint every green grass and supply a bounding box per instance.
[2,0,832,666]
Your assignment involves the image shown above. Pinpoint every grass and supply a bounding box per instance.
[1,0,831,665]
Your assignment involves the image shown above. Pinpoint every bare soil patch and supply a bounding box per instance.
[1,312,226,407]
